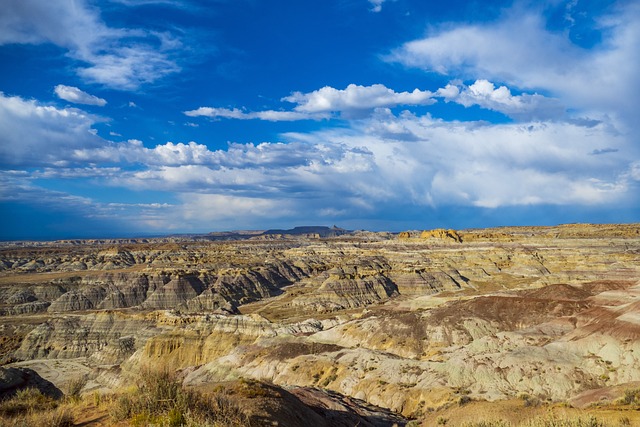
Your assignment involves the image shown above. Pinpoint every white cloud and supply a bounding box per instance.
[0,169,175,235]
[5,77,638,234]
[435,80,564,121]
[284,84,435,114]
[183,107,318,121]
[0,0,180,89]
[178,193,293,222]
[184,107,245,119]
[34,167,122,179]
[54,85,107,106]
[368,0,386,13]
[387,3,640,127]
[0,92,105,166]
[283,111,635,209]
[96,110,634,216]
[185,84,435,122]
[388,12,581,82]
[4,110,635,234]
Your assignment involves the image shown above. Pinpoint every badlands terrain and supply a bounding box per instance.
[0,223,640,426]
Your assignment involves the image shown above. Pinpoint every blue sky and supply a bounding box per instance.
[1,0,639,240]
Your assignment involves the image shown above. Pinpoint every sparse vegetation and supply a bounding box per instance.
[0,388,73,427]
[618,388,640,406]
[322,373,338,386]
[462,421,511,427]
[65,375,87,403]
[0,388,58,418]
[618,416,630,426]
[519,393,541,407]
[458,395,472,406]
[109,369,250,426]
[461,415,607,427]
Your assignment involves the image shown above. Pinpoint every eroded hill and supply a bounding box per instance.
[1,223,639,425]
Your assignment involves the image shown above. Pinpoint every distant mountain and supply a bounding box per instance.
[262,225,349,237]
[202,226,351,241]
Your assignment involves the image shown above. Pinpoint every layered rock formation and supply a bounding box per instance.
[1,223,639,423]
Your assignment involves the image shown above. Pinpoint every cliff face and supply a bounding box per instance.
[1,224,640,420]
[0,260,312,315]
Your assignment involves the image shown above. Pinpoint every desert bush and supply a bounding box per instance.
[458,395,472,406]
[0,405,73,427]
[0,388,58,417]
[619,388,640,405]
[110,369,250,426]
[39,407,74,427]
[522,395,541,407]
[65,376,87,402]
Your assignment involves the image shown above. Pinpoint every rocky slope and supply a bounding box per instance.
[1,223,639,424]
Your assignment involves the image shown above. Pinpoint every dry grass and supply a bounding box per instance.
[1,371,252,427]
[65,376,87,403]
[109,369,251,426]
[0,388,73,427]
[461,416,608,427]
[422,396,640,427]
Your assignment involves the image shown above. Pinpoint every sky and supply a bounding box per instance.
[0,0,639,240]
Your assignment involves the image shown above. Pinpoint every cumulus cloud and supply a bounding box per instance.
[16,90,630,214]
[0,92,105,166]
[185,84,435,122]
[5,109,636,234]
[436,79,564,121]
[98,111,634,214]
[6,77,638,235]
[292,113,634,209]
[284,84,434,114]
[70,139,369,184]
[54,85,107,106]
[387,2,640,126]
[0,0,180,89]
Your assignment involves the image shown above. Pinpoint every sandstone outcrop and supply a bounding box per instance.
[420,228,462,242]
